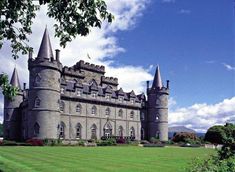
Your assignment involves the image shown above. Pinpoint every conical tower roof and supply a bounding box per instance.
[152,65,162,89]
[10,68,21,89]
[37,27,54,59]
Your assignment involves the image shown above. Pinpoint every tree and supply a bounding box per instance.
[0,0,114,98]
[172,132,198,143]
[204,125,227,144]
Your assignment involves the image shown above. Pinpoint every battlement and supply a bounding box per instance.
[75,60,105,74]
[101,76,118,86]
[28,57,62,72]
[62,66,85,78]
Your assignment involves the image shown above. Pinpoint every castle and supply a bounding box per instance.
[3,28,169,142]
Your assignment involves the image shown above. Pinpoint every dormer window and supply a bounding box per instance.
[119,97,123,102]
[34,97,41,108]
[130,99,134,104]
[91,92,97,98]
[105,94,111,100]
[76,104,82,114]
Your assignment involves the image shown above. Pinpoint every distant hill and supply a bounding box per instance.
[169,126,196,133]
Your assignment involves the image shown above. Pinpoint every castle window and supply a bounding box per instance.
[130,127,135,138]
[60,101,65,112]
[34,122,40,136]
[141,112,145,121]
[119,97,123,103]
[103,122,112,137]
[91,92,97,98]
[130,111,134,119]
[91,124,97,139]
[105,94,111,100]
[130,99,134,104]
[76,123,82,139]
[118,109,123,118]
[156,115,159,121]
[76,104,82,114]
[60,88,64,94]
[77,90,82,96]
[34,97,41,108]
[105,108,110,117]
[118,126,123,137]
[59,122,65,139]
[91,106,97,115]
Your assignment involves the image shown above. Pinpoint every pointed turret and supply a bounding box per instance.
[10,68,21,90]
[37,28,54,59]
[152,65,162,89]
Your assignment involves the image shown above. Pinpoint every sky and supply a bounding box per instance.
[0,0,235,132]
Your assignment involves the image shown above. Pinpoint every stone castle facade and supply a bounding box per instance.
[3,28,169,142]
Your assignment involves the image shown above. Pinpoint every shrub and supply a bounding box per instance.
[26,138,44,146]
[150,137,161,144]
[97,138,116,146]
[2,140,17,146]
[77,140,85,146]
[116,137,125,144]
[172,132,199,143]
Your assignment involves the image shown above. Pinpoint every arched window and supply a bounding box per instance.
[60,101,65,112]
[130,127,135,138]
[76,104,82,114]
[34,122,40,136]
[91,106,97,115]
[103,122,112,137]
[156,115,159,121]
[35,97,41,108]
[59,122,65,139]
[118,109,123,118]
[76,123,82,139]
[118,126,123,137]
[130,111,134,119]
[105,108,110,117]
[91,124,97,139]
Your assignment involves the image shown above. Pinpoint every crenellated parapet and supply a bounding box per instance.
[28,57,62,72]
[62,66,85,78]
[101,76,118,86]
[74,60,105,74]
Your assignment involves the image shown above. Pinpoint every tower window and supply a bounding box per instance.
[59,122,65,139]
[130,127,135,138]
[141,112,145,121]
[34,97,41,108]
[34,122,40,136]
[60,101,65,112]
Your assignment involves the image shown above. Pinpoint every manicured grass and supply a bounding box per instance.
[0,146,215,172]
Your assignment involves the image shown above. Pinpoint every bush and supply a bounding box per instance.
[77,140,85,146]
[172,132,199,143]
[2,140,17,146]
[26,138,44,146]
[116,137,125,144]
[97,138,116,146]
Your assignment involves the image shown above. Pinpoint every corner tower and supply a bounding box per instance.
[147,65,169,141]
[3,68,23,141]
[27,28,62,139]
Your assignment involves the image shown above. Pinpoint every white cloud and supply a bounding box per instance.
[169,97,235,133]
[222,63,235,71]
[179,9,191,14]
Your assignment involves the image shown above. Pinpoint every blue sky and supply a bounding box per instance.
[113,0,235,107]
[0,0,234,131]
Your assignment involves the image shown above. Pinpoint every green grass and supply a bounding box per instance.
[0,146,215,172]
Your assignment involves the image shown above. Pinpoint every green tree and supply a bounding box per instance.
[204,125,226,144]
[0,0,114,98]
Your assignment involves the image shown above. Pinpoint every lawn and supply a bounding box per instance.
[0,146,215,172]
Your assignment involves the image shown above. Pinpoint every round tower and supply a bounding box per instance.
[147,66,169,141]
[27,28,62,139]
[3,68,23,141]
